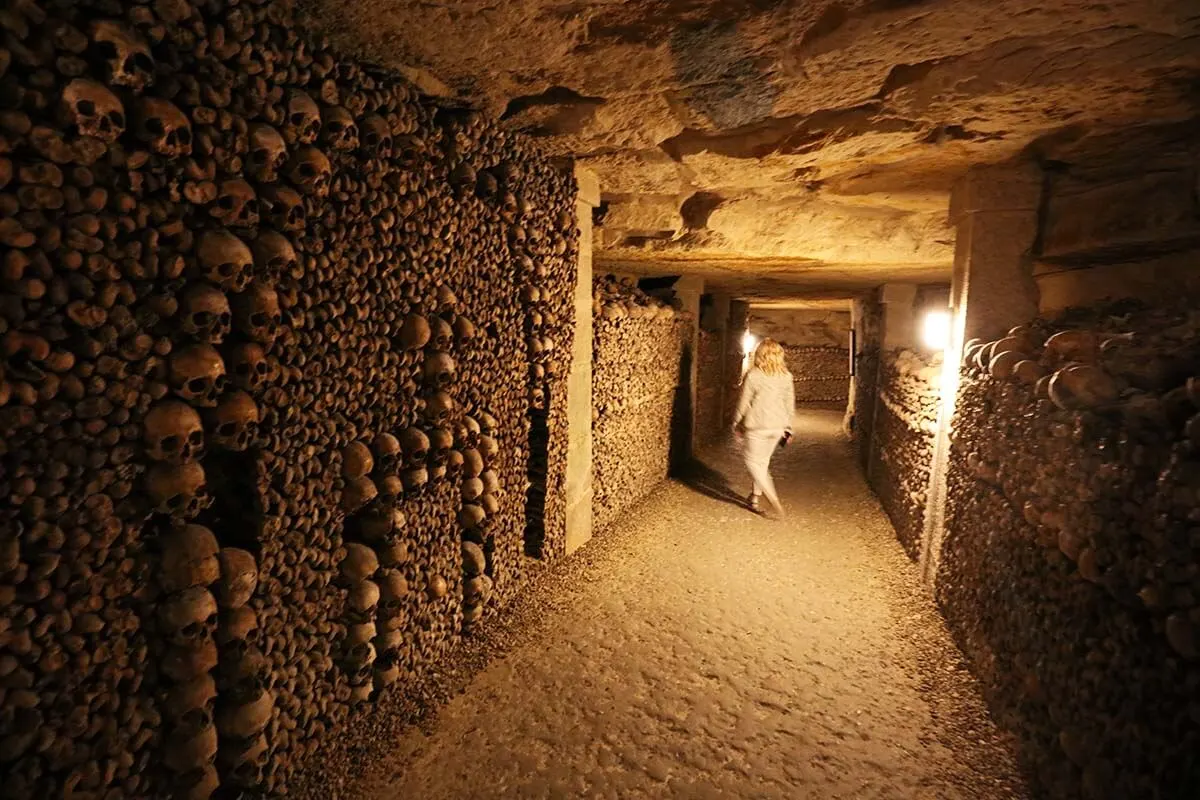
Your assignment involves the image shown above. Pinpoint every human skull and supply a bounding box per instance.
[218,647,270,702]
[283,89,322,144]
[165,673,217,738]
[347,579,380,618]
[160,586,219,644]
[210,179,259,228]
[477,411,498,437]
[341,543,379,583]
[461,476,483,503]
[360,115,393,158]
[481,492,500,517]
[430,316,453,351]
[459,504,486,532]
[321,106,358,151]
[179,284,232,344]
[478,434,499,465]
[233,284,282,345]
[480,469,500,496]
[145,400,205,464]
[453,316,476,346]
[341,441,374,480]
[476,169,499,201]
[216,548,258,609]
[427,428,453,465]
[424,391,455,426]
[163,724,218,775]
[88,20,154,92]
[342,476,378,513]
[204,391,259,451]
[215,690,273,740]
[146,461,210,518]
[169,344,226,407]
[461,448,483,478]
[445,449,464,481]
[287,147,332,197]
[216,605,258,650]
[378,570,408,614]
[460,417,481,449]
[135,97,193,157]
[160,524,220,594]
[60,79,126,142]
[246,123,287,183]
[398,427,429,468]
[423,351,456,388]
[227,342,269,392]
[462,541,486,577]
[398,313,431,350]
[221,733,269,790]
[450,163,476,195]
[464,574,494,606]
[401,466,428,493]
[252,231,299,282]
[371,432,402,473]
[196,229,253,293]
[260,185,306,232]
[162,636,220,682]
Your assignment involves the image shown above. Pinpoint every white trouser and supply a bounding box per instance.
[742,428,784,508]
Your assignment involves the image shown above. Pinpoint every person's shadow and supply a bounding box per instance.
[675,454,748,508]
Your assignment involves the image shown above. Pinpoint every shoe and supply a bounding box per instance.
[747,492,760,511]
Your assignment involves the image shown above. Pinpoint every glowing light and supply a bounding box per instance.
[742,331,758,355]
[922,310,951,351]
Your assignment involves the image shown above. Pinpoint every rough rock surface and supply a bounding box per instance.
[306,0,1200,290]
[346,411,1028,799]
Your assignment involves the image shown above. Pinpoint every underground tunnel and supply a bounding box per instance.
[0,0,1198,797]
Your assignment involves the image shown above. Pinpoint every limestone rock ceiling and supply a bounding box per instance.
[308,0,1200,294]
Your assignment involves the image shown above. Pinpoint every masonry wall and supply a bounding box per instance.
[748,308,850,407]
[695,326,725,448]
[0,1,576,797]
[851,293,883,471]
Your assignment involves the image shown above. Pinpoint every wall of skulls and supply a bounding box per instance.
[937,300,1200,797]
[866,349,940,560]
[782,345,849,405]
[0,0,576,798]
[592,279,687,530]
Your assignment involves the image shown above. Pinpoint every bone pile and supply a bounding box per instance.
[868,348,940,559]
[782,345,848,405]
[592,276,686,529]
[0,0,576,796]
[938,300,1200,797]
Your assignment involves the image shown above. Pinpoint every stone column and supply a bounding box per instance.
[726,300,750,426]
[919,161,1042,584]
[707,292,732,431]
[564,165,598,555]
[880,283,918,350]
[673,275,704,465]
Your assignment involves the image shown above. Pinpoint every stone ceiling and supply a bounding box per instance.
[306,0,1200,298]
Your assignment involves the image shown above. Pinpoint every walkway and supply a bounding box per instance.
[358,410,1029,799]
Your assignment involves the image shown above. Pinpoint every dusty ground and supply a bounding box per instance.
[351,409,1029,799]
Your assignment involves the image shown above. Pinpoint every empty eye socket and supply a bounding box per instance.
[290,112,307,125]
[254,363,268,374]
[166,493,185,510]
[217,421,238,437]
[161,434,180,451]
[219,313,231,324]
[130,54,155,73]
[95,41,120,60]
[218,196,237,209]
[192,311,213,324]
[109,112,126,128]
[218,263,235,276]
[188,431,204,444]
[250,312,267,325]
[186,377,210,393]
[179,129,192,144]
[145,118,165,135]
[298,164,315,177]
[76,99,97,116]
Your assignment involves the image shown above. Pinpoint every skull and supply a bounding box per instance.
[459,504,487,533]
[164,725,218,775]
[398,427,429,468]
[216,606,258,660]
[348,622,377,648]
[480,470,500,496]
[135,97,193,157]
[221,733,269,790]
[398,313,431,350]
[378,570,408,615]
[499,191,520,222]
[438,287,460,311]
[287,147,332,197]
[424,391,455,426]
[430,316,453,351]
[210,179,259,228]
[462,541,486,577]
[342,442,374,479]
[461,448,483,478]
[252,231,299,281]
[197,229,254,293]
[347,579,380,619]
[360,115,393,158]
[283,89,322,144]
[145,400,205,464]
[476,170,499,201]
[464,575,494,606]
[321,106,358,151]
[218,647,270,703]
[450,163,476,195]
[371,432,402,473]
[146,462,211,518]
[401,466,428,493]
[169,344,226,407]
[227,342,269,392]
[246,123,287,183]
[377,474,404,502]
[233,284,282,345]
[427,428,453,465]
[341,476,378,513]
[160,524,220,594]
[88,20,154,92]
[160,586,219,644]
[481,492,500,517]
[460,416,481,449]
[341,543,379,583]
[462,477,483,503]
[179,284,232,344]
[478,434,499,465]
[453,316,476,346]
[423,352,456,388]
[215,690,273,740]
[477,412,498,437]
[216,548,258,609]
[166,673,218,738]
[445,449,464,481]
[260,185,306,232]
[204,391,259,451]
[60,79,126,142]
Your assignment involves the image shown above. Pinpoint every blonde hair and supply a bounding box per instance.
[752,338,790,376]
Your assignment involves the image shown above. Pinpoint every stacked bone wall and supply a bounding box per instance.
[783,345,849,405]
[867,349,940,559]
[0,1,576,797]
[937,301,1200,798]
[592,277,687,529]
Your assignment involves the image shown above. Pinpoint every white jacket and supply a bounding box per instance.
[733,368,795,433]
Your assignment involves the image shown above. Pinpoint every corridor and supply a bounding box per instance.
[357,410,1029,799]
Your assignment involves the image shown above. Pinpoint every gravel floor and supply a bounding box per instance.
[350,409,1029,799]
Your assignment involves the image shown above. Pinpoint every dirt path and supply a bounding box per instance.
[359,410,1029,799]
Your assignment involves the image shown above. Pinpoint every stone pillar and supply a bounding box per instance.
[673,275,704,464]
[919,161,1042,584]
[880,283,918,350]
[564,165,598,555]
[726,300,750,426]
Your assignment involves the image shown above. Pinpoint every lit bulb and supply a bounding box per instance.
[922,310,950,351]
[741,331,758,355]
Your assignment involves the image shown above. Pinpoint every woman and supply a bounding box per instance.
[732,338,794,519]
